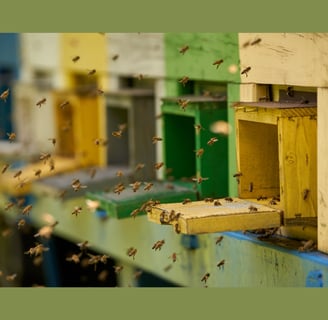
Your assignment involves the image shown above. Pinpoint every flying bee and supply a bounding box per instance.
[24,243,49,257]
[72,55,80,63]
[213,200,222,206]
[20,205,33,220]
[116,170,124,177]
[135,163,145,171]
[66,252,82,264]
[179,45,189,54]
[0,88,9,102]
[4,202,15,211]
[213,59,224,69]
[215,235,224,245]
[40,152,51,164]
[192,176,209,184]
[71,206,82,216]
[250,38,262,45]
[154,162,164,170]
[15,178,29,189]
[87,69,96,76]
[87,253,101,270]
[302,189,310,200]
[194,148,204,158]
[59,100,70,109]
[152,240,165,251]
[194,124,205,134]
[1,163,10,174]
[48,138,56,146]
[152,136,163,144]
[34,222,58,239]
[207,137,218,146]
[1,228,12,238]
[182,198,192,205]
[17,219,26,229]
[6,132,16,142]
[168,252,179,263]
[217,259,225,269]
[13,170,22,179]
[201,272,210,284]
[241,66,251,77]
[113,265,124,274]
[5,273,17,282]
[127,247,137,260]
[36,98,46,108]
[112,54,119,61]
[286,86,294,97]
[224,197,233,202]
[163,264,172,272]
[248,205,258,212]
[112,130,123,138]
[34,169,42,178]
[130,208,140,219]
[100,254,109,264]
[144,182,154,191]
[178,76,190,86]
[71,179,87,192]
[77,240,90,252]
[130,181,142,192]
[177,98,190,111]
[114,182,125,195]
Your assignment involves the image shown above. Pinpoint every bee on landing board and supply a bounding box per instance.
[179,45,189,54]
[215,235,224,245]
[241,66,251,77]
[71,206,82,217]
[217,259,225,269]
[152,240,165,251]
[127,247,137,260]
[130,181,142,192]
[201,273,210,284]
[72,55,80,63]
[1,163,10,174]
[213,59,224,69]
[179,76,190,86]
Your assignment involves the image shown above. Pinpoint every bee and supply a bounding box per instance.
[16,198,26,208]
[87,253,101,270]
[224,197,233,202]
[163,264,172,272]
[182,198,192,205]
[136,73,144,80]
[152,136,163,144]
[179,76,190,86]
[214,200,222,206]
[177,98,190,111]
[118,123,127,132]
[192,176,209,184]
[71,206,82,216]
[130,208,140,219]
[213,59,224,69]
[249,182,253,192]
[133,270,143,279]
[66,253,82,264]
[100,254,110,264]
[24,243,49,257]
[242,40,250,48]
[130,181,142,192]
[302,189,310,200]
[1,163,10,174]
[204,197,214,202]
[1,228,12,238]
[96,88,104,95]
[6,132,16,143]
[89,167,97,179]
[152,240,165,251]
[154,162,164,170]
[127,247,137,260]
[59,100,70,109]
[215,235,224,245]
[179,45,189,54]
[217,259,225,269]
[168,252,179,263]
[194,148,204,158]
[112,54,119,61]
[4,202,15,211]
[34,169,42,178]
[286,86,294,97]
[71,179,87,192]
[194,124,205,134]
[15,178,29,189]
[5,273,17,282]
[72,55,80,63]
[36,98,46,108]
[165,183,175,190]
[48,138,56,146]
[77,240,90,252]
[17,219,26,229]
[257,195,267,201]
[207,137,218,146]
[250,38,262,45]
[248,205,258,212]
[113,265,124,274]
[269,199,277,205]
[201,272,210,284]
[87,69,96,76]
[114,182,125,195]
[116,170,124,177]
[22,204,33,216]
[34,222,58,239]
[144,182,154,191]
[135,163,145,171]
[298,239,316,252]
[241,66,251,77]
[0,88,9,102]
[40,152,51,164]
[112,130,123,138]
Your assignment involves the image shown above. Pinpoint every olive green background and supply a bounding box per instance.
[1,0,327,319]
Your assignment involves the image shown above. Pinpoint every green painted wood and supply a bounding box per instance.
[86,181,198,219]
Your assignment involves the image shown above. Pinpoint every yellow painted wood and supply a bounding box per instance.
[278,117,317,220]
[148,198,281,234]
[0,156,79,196]
[318,88,328,253]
